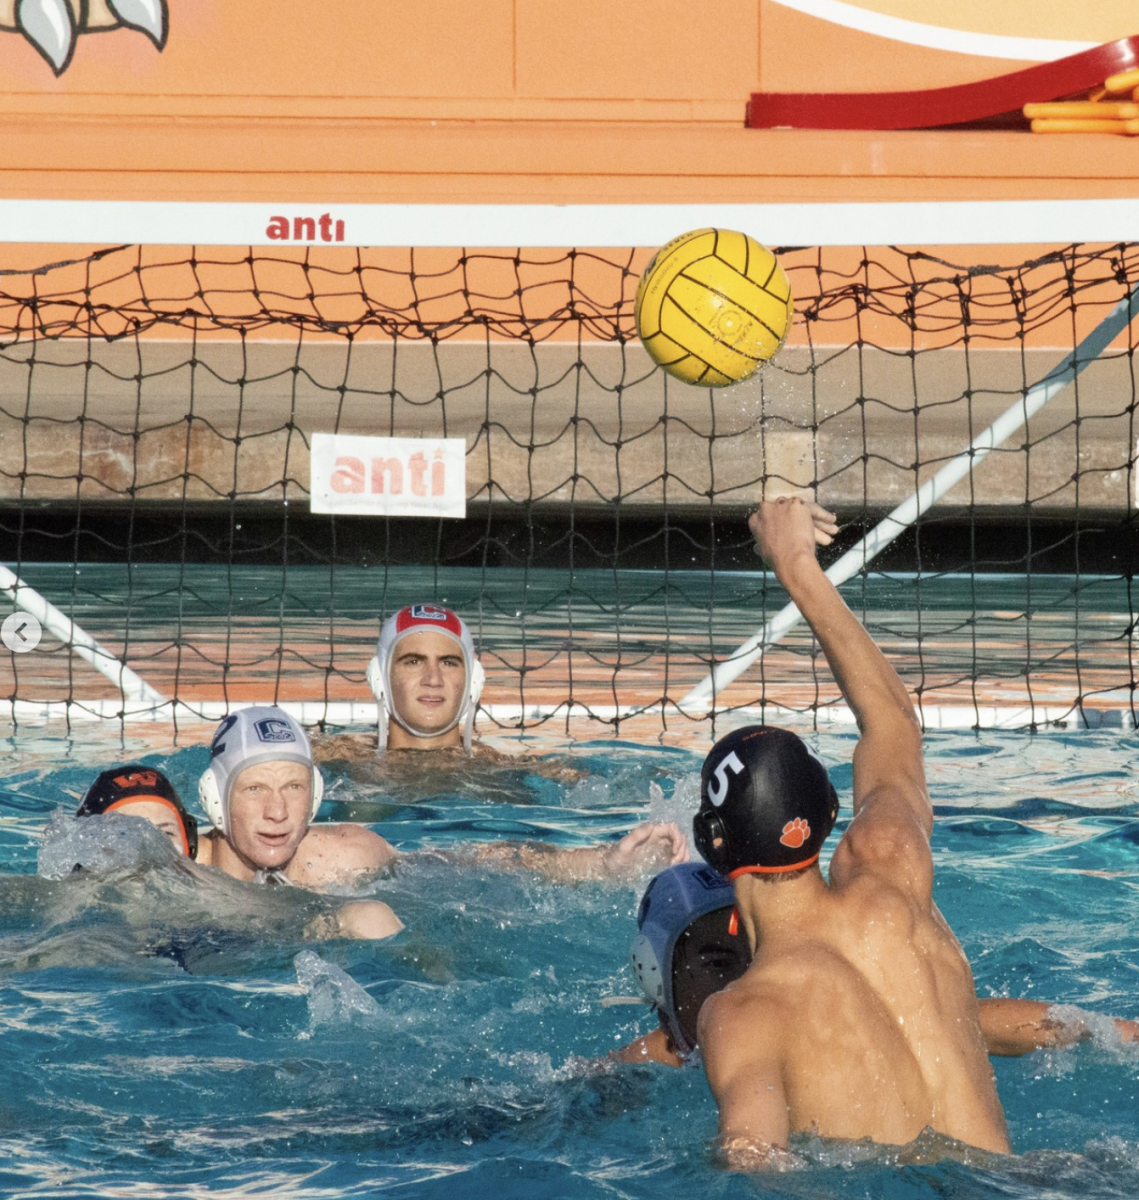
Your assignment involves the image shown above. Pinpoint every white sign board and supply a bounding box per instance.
[309,434,467,518]
[1,199,1136,248]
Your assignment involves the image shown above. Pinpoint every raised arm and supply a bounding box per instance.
[749,498,932,892]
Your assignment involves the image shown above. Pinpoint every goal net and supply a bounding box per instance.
[0,240,1135,737]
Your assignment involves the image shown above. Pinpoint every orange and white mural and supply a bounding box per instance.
[768,0,1128,60]
[0,1,1135,94]
[0,1,1134,220]
[0,0,164,75]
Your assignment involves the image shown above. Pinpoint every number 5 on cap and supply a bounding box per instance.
[708,751,745,805]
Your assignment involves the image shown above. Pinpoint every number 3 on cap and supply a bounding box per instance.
[708,751,745,806]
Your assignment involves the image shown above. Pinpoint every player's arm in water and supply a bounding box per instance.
[978,998,1139,1054]
[610,997,1139,1069]
[459,821,689,882]
[609,1022,685,1066]
[302,898,403,941]
[300,820,686,884]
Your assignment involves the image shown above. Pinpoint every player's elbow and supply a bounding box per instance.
[717,1135,802,1173]
[863,709,923,758]
[335,899,402,940]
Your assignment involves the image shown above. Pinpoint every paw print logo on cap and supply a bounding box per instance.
[780,817,811,849]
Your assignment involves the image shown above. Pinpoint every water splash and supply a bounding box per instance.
[295,950,384,1031]
[36,807,182,880]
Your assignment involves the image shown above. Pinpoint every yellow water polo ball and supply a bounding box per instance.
[634,228,794,387]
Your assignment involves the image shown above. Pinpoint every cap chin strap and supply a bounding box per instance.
[366,656,391,751]
[726,854,819,880]
[367,653,484,753]
[197,761,325,835]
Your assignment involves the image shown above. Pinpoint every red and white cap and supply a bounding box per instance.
[366,604,484,751]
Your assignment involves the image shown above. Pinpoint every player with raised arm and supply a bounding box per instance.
[616,862,1139,1069]
[693,496,1009,1168]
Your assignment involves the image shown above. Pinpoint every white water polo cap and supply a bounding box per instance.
[366,604,485,751]
[198,706,324,834]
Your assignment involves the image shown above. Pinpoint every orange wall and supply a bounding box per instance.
[1,2,1139,207]
[6,1,1137,104]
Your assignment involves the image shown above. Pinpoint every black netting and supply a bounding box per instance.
[0,242,1135,734]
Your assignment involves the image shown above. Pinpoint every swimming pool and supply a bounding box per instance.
[0,724,1136,1199]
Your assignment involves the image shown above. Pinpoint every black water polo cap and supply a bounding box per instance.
[77,765,199,860]
[693,726,838,879]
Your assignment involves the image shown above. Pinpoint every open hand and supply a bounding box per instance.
[602,821,689,878]
[749,496,838,567]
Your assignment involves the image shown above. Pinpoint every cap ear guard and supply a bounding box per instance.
[309,767,325,818]
[629,930,666,1007]
[366,655,390,751]
[468,658,486,704]
[462,659,486,752]
[181,808,200,860]
[199,766,226,834]
[693,809,729,873]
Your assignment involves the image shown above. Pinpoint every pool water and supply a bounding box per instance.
[0,726,1137,1199]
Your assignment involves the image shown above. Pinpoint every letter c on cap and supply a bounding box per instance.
[708,750,745,806]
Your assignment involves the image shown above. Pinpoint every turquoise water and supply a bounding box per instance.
[0,727,1136,1197]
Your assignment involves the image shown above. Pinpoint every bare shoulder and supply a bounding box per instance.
[472,743,585,782]
[287,822,398,887]
[700,976,788,1068]
[311,821,398,866]
[312,732,375,765]
[699,977,793,1149]
[829,779,934,901]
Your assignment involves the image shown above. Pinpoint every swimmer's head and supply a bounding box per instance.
[366,604,484,751]
[693,725,838,879]
[77,765,198,859]
[198,706,324,835]
[630,862,748,1058]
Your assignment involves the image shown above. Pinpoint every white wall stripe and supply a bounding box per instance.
[0,700,1130,731]
[763,0,1095,61]
[0,199,1137,249]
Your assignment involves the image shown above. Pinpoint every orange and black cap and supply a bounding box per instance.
[77,765,198,860]
[693,725,837,877]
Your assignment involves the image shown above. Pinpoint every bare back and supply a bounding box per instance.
[701,866,1008,1153]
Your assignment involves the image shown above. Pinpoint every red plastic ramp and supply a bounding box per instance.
[747,36,1139,130]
